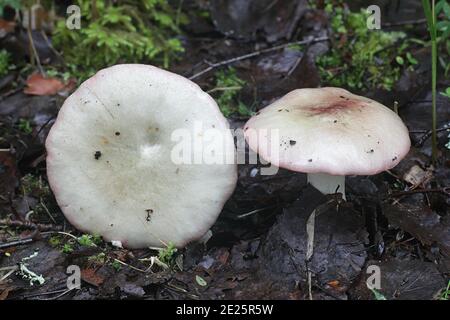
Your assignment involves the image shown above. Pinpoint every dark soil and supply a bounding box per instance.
[0,0,448,300]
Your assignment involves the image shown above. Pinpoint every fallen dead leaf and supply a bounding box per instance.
[0,19,15,37]
[383,203,450,257]
[81,268,105,287]
[0,287,12,300]
[327,280,340,288]
[0,152,18,199]
[216,248,230,267]
[24,73,66,96]
[403,164,432,186]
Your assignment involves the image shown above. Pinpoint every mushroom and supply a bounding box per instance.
[243,87,411,200]
[46,64,237,248]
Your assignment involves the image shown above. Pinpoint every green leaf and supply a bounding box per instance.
[422,0,437,40]
[62,243,74,254]
[158,242,177,265]
[406,52,418,65]
[441,280,450,300]
[395,56,405,65]
[77,234,102,247]
[440,87,450,98]
[195,275,207,287]
[370,288,387,300]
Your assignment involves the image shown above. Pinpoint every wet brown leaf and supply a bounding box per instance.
[0,152,18,199]
[0,286,12,300]
[383,203,450,257]
[0,19,15,35]
[81,268,105,287]
[24,73,65,96]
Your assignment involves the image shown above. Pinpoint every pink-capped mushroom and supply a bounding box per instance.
[46,64,237,248]
[244,87,411,199]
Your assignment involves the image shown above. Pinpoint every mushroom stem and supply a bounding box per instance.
[307,173,346,200]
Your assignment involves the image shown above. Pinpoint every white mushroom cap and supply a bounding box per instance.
[46,64,237,249]
[244,87,411,176]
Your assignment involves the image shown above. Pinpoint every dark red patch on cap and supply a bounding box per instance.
[306,99,364,116]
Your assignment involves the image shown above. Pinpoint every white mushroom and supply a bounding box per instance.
[244,87,411,199]
[46,64,237,248]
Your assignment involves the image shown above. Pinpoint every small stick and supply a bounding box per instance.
[388,187,449,197]
[0,219,58,231]
[188,36,329,80]
[112,258,148,273]
[40,231,77,240]
[415,122,450,147]
[21,288,71,299]
[40,30,64,62]
[43,288,75,300]
[236,206,274,219]
[207,86,242,94]
[382,18,427,27]
[393,101,399,114]
[0,266,18,282]
[0,238,34,249]
[33,115,55,139]
[39,200,57,224]
[26,22,45,76]
[0,85,24,102]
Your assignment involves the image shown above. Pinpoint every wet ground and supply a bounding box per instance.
[0,0,449,300]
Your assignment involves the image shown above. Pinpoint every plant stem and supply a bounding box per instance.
[422,0,438,162]
[431,0,437,162]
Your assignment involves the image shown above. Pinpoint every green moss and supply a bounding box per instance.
[158,242,177,265]
[20,174,50,198]
[316,2,415,91]
[111,260,122,272]
[441,280,450,300]
[213,67,253,117]
[18,118,32,135]
[62,243,74,254]
[0,49,12,77]
[48,236,61,247]
[88,252,106,265]
[53,0,187,82]
[77,234,102,247]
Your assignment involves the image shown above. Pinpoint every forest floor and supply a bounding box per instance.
[0,0,449,300]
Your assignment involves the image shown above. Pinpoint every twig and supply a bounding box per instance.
[382,18,427,27]
[236,206,275,219]
[305,198,336,301]
[112,258,148,273]
[287,54,304,77]
[0,220,63,249]
[0,265,18,282]
[389,187,450,197]
[40,231,77,240]
[1,237,37,250]
[175,0,185,27]
[40,30,64,62]
[21,288,70,299]
[26,23,45,76]
[414,122,450,147]
[207,86,242,94]
[43,288,75,300]
[0,85,24,102]
[0,219,58,232]
[39,200,56,224]
[33,115,55,140]
[188,36,329,80]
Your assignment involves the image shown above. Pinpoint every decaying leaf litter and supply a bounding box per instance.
[0,0,449,300]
